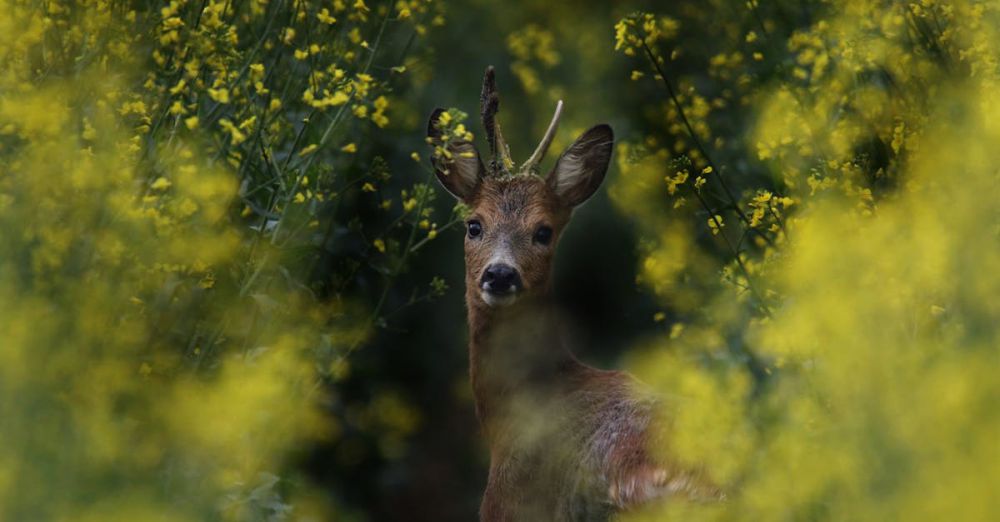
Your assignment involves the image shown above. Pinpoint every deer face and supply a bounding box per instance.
[463,176,567,307]
[427,69,613,308]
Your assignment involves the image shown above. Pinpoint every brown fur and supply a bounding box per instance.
[455,178,719,521]
[428,78,719,520]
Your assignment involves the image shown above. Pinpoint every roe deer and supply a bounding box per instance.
[427,67,720,521]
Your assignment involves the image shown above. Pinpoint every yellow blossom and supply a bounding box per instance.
[707,214,724,235]
[151,177,172,190]
[218,119,246,145]
[207,88,230,104]
[169,78,187,95]
[317,8,337,24]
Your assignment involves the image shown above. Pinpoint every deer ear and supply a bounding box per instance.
[427,108,485,201]
[546,124,614,207]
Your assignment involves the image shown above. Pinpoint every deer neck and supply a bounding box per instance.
[465,288,580,428]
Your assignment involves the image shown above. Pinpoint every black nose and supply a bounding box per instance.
[481,264,522,293]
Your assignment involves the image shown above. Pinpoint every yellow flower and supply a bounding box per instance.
[249,63,265,81]
[362,182,376,192]
[169,78,187,95]
[184,116,199,130]
[669,323,684,339]
[218,119,246,145]
[707,214,725,235]
[168,101,187,115]
[81,119,97,140]
[373,238,386,253]
[348,27,362,44]
[298,144,318,156]
[665,170,689,195]
[317,8,337,24]
[151,177,172,190]
[631,70,645,81]
[341,143,357,153]
[207,88,230,104]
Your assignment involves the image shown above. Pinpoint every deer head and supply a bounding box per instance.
[427,67,614,309]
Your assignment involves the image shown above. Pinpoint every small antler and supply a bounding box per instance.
[481,66,513,176]
[519,99,563,176]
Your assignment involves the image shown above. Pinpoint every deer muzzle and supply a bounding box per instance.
[480,263,522,307]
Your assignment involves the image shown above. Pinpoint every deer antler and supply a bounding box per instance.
[519,99,563,176]
[481,66,513,176]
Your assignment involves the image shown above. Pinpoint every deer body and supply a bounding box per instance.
[428,68,717,521]
[470,293,662,521]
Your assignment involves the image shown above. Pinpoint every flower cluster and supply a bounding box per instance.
[612,1,1000,520]
[507,24,561,94]
[0,0,446,519]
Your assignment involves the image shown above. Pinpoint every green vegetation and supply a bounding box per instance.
[0,0,997,520]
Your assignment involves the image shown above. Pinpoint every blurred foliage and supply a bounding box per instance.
[611,0,1000,520]
[0,0,445,519]
[0,0,997,520]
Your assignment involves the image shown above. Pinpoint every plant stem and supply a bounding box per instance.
[640,42,763,243]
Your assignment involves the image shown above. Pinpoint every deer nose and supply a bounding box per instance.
[481,264,522,294]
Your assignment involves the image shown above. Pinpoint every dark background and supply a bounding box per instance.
[304,0,770,518]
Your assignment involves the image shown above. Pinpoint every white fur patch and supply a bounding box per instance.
[481,290,518,307]
[552,150,587,199]
[480,241,521,307]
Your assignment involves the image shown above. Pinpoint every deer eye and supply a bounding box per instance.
[533,225,553,245]
[467,220,483,239]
